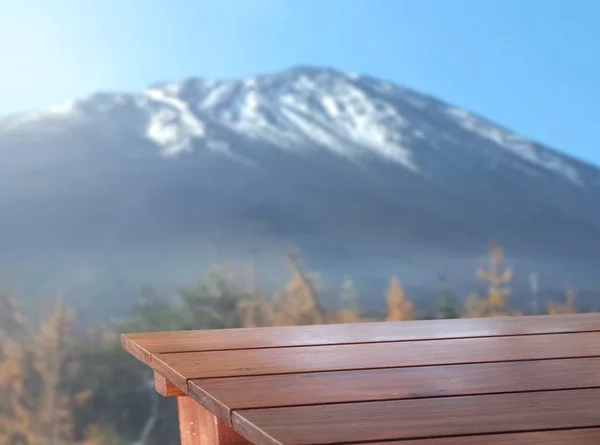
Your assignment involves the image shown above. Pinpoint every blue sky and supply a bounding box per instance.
[2,0,599,166]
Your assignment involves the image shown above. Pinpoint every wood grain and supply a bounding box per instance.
[154,371,186,397]
[177,396,250,445]
[232,389,600,445]
[120,313,600,365]
[188,358,600,424]
[153,331,600,389]
[366,428,600,445]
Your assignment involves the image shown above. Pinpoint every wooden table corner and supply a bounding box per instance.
[121,313,600,445]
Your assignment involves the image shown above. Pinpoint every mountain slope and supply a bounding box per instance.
[1,66,599,317]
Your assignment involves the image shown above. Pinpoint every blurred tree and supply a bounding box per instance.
[477,240,512,310]
[529,273,540,315]
[282,249,327,325]
[547,286,578,315]
[76,298,183,445]
[434,274,460,319]
[385,277,414,321]
[330,277,363,323]
[0,292,91,445]
[464,241,521,317]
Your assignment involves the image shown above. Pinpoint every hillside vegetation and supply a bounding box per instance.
[0,241,587,445]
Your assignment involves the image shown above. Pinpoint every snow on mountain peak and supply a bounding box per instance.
[144,88,206,156]
[444,106,583,186]
[1,66,589,186]
[137,67,421,170]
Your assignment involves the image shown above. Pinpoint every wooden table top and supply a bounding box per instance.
[122,313,600,445]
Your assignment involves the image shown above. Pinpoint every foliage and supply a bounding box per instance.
[463,241,522,318]
[0,293,91,445]
[384,277,414,321]
[547,286,578,314]
[434,275,460,319]
[1,241,594,445]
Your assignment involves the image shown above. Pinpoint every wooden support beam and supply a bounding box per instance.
[177,396,251,445]
[154,371,186,397]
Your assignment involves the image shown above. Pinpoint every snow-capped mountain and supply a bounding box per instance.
[1,66,599,317]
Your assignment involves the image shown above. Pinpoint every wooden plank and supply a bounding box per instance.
[367,428,600,445]
[154,371,186,397]
[121,313,600,365]
[177,396,250,445]
[232,389,600,445]
[188,357,600,425]
[153,331,600,389]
